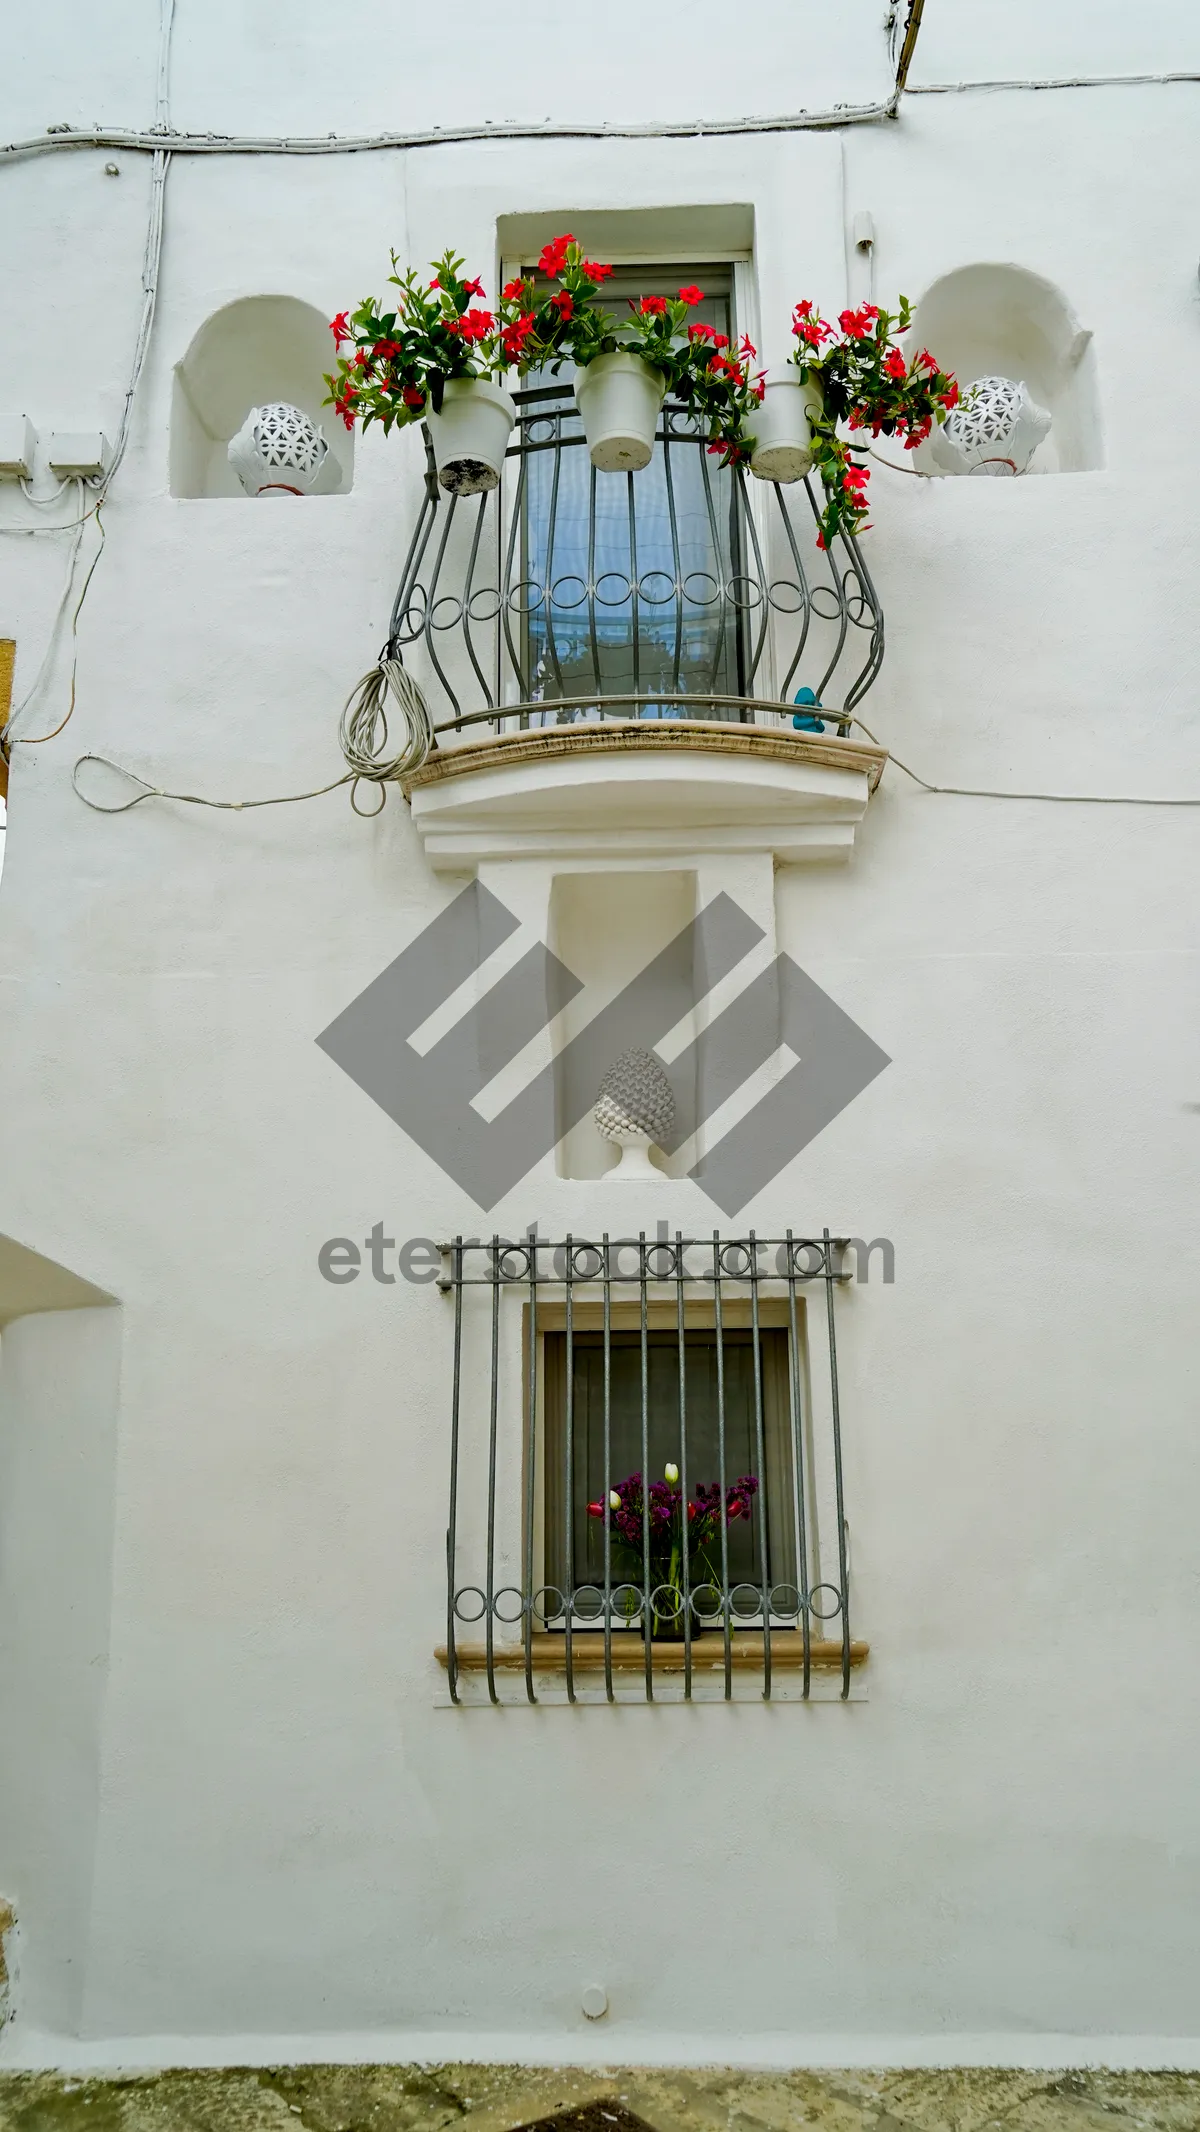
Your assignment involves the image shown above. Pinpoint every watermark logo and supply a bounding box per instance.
[316,881,889,1215]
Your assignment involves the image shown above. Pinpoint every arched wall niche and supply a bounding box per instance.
[170,295,353,498]
[909,264,1103,475]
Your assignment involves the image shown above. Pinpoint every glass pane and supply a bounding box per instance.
[520,267,744,718]
[555,1331,782,1594]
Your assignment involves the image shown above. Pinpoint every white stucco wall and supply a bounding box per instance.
[2,0,1200,2066]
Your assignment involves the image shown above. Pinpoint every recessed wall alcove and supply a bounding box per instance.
[909,264,1103,474]
[170,295,353,498]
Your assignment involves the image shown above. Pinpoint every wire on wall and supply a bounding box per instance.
[1,0,173,763]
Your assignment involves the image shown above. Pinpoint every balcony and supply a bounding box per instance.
[392,385,888,869]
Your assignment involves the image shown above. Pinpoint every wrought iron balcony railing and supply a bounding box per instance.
[388,385,884,741]
[438,1230,863,1706]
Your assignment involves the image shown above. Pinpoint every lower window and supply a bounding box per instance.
[543,1323,798,1619]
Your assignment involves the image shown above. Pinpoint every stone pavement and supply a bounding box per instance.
[1,2063,1199,2132]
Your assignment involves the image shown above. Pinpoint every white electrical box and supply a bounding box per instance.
[0,415,36,479]
[47,431,111,480]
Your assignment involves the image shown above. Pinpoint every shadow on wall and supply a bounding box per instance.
[0,1236,121,2033]
[909,263,1103,475]
[170,294,354,498]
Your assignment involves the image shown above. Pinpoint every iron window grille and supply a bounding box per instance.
[440,1230,855,1705]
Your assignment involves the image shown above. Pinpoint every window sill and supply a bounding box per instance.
[437,1634,869,1675]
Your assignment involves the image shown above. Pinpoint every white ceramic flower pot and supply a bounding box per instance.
[748,368,824,483]
[574,351,666,473]
[427,376,516,495]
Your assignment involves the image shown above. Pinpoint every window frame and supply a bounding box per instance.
[527,1297,815,1633]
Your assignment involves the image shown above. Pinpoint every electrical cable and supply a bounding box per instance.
[3,67,1195,170]
[1,0,173,762]
[72,656,433,817]
[847,713,1200,807]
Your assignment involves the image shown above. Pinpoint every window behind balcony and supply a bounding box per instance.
[517,263,745,715]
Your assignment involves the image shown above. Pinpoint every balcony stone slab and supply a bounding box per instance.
[402,718,887,872]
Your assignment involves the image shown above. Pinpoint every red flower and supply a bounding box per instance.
[549,289,574,319]
[688,321,716,342]
[712,331,729,349]
[372,339,403,361]
[429,277,441,290]
[462,276,486,299]
[838,306,876,340]
[353,350,370,369]
[502,277,527,301]
[941,378,960,409]
[883,348,907,380]
[636,294,669,316]
[500,314,537,361]
[538,234,575,277]
[580,259,613,281]
[448,307,495,343]
[917,348,939,373]
[677,284,704,305]
[739,333,756,358]
[330,311,352,346]
[401,384,425,408]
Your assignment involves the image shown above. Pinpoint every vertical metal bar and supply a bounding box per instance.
[627,471,640,704]
[840,523,886,721]
[484,1231,500,1705]
[446,1236,464,1706]
[713,1233,732,1701]
[662,424,685,697]
[640,1229,653,1701]
[602,1231,614,1703]
[676,1229,691,1698]
[501,447,530,704]
[523,1224,538,1705]
[541,417,567,705]
[564,1230,576,1703]
[785,1229,812,1699]
[587,460,602,705]
[773,482,814,699]
[733,465,772,691]
[459,491,496,713]
[823,1227,852,1698]
[697,444,730,702]
[421,494,464,719]
[805,480,850,706]
[748,1229,772,1700]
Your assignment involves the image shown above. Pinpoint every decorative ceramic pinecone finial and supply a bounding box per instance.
[227,402,340,496]
[594,1049,675,1177]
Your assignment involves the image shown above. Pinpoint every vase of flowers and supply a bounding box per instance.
[765,295,961,544]
[324,250,553,494]
[587,1464,759,1640]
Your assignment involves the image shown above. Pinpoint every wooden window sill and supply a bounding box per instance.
[437,1635,869,1674]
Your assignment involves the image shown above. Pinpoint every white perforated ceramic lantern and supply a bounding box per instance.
[227,403,341,496]
[929,375,1052,477]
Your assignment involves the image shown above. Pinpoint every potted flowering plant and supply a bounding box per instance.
[587,1464,759,1639]
[677,324,767,470]
[324,250,552,494]
[760,296,960,545]
[530,236,738,473]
